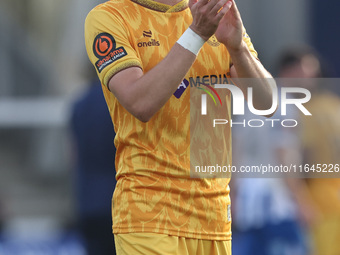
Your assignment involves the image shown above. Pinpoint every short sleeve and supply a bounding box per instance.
[85,8,142,87]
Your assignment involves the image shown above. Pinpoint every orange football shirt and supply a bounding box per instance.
[85,0,257,240]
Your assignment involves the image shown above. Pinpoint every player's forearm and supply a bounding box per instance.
[229,41,275,112]
[111,43,196,122]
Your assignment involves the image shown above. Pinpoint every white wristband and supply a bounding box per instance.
[177,28,205,56]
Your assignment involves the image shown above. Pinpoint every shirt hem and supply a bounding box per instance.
[112,226,232,241]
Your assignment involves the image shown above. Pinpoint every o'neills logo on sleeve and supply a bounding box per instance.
[93,33,127,73]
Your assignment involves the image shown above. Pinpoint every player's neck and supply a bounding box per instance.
[153,0,183,6]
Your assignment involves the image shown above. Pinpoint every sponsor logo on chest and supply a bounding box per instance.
[138,30,160,47]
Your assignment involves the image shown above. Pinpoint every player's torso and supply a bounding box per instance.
[101,0,232,169]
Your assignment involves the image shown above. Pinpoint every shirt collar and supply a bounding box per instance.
[130,0,188,13]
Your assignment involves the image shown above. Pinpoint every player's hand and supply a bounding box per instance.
[215,0,244,52]
[189,0,232,41]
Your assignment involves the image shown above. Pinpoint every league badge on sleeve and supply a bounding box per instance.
[93,33,127,73]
